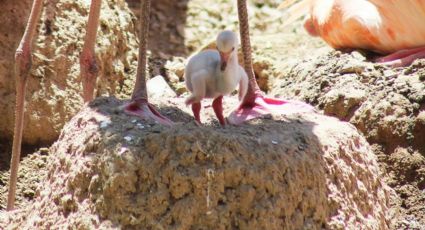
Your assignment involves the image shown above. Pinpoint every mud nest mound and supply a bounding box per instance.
[269,49,425,228]
[1,97,391,229]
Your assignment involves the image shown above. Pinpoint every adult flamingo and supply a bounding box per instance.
[279,0,425,67]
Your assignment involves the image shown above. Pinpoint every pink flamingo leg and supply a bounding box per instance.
[7,0,44,210]
[376,47,425,67]
[191,102,202,124]
[228,0,314,125]
[80,0,102,102]
[123,0,172,125]
[212,96,226,126]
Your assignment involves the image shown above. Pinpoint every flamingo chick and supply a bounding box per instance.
[184,30,248,125]
[280,0,425,67]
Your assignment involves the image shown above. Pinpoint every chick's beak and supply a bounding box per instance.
[219,50,232,71]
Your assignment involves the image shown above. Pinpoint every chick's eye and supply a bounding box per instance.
[232,47,235,51]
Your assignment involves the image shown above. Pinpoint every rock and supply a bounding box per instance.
[339,60,367,74]
[165,57,186,81]
[0,0,138,144]
[413,111,425,153]
[322,80,367,120]
[174,82,188,95]
[0,97,392,229]
[147,75,177,100]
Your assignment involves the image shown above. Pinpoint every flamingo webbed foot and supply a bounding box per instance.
[124,98,173,126]
[227,91,315,125]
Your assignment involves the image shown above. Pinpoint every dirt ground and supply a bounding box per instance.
[1,96,392,229]
[0,0,424,229]
[0,0,139,145]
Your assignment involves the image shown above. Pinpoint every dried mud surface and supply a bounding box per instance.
[0,0,423,229]
[269,48,425,230]
[0,0,138,145]
[1,97,391,229]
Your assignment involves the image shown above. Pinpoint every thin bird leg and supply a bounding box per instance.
[7,0,44,210]
[236,0,259,106]
[376,47,425,67]
[124,0,172,125]
[192,102,201,124]
[80,0,102,102]
[227,0,314,125]
[212,96,226,126]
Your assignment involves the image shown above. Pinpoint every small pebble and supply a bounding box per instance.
[100,120,111,128]
[272,140,278,145]
[118,147,129,156]
[124,136,133,142]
